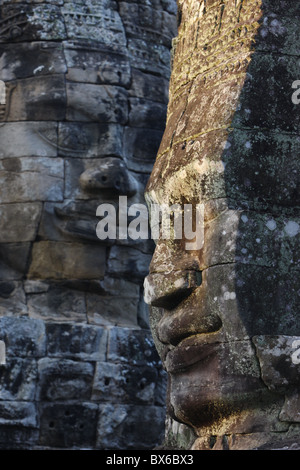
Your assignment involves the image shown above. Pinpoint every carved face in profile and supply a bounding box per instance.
[0,0,175,327]
[144,0,300,443]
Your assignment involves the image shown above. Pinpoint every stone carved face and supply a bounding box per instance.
[144,0,300,446]
[0,0,176,327]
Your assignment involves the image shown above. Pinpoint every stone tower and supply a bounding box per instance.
[145,0,300,450]
[0,0,177,449]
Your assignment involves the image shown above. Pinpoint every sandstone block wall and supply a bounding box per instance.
[0,0,177,449]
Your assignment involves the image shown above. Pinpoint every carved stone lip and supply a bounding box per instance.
[155,285,223,348]
[58,219,99,242]
[163,332,222,373]
[54,205,100,243]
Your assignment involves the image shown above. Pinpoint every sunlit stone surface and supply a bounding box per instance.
[144,0,300,450]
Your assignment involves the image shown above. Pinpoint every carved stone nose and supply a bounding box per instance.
[79,157,137,196]
[144,270,202,310]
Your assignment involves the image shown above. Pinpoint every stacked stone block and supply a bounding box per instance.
[0,0,177,449]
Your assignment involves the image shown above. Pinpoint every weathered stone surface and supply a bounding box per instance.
[58,122,123,159]
[1,0,64,3]
[87,292,140,327]
[166,339,267,427]
[66,83,128,124]
[119,2,177,47]
[0,158,64,203]
[0,0,176,451]
[129,97,167,130]
[0,427,39,450]
[39,402,98,448]
[64,42,131,87]
[127,38,171,76]
[0,402,37,428]
[100,276,140,298]
[6,75,66,121]
[92,362,160,405]
[37,358,94,401]
[0,122,58,158]
[0,341,5,366]
[0,42,67,81]
[144,0,300,450]
[155,263,300,351]
[0,317,46,357]
[27,283,87,322]
[46,323,107,361]
[0,243,31,280]
[255,3,300,56]
[36,200,99,243]
[107,245,152,281]
[222,129,300,208]
[199,208,300,272]
[137,294,151,330]
[231,53,300,133]
[23,280,49,294]
[107,327,161,367]
[124,126,164,172]
[192,430,300,451]
[0,281,27,315]
[0,358,37,400]
[280,393,300,423]
[28,241,106,280]
[129,68,169,103]
[97,404,166,450]
[0,4,66,42]
[62,1,126,46]
[253,336,300,393]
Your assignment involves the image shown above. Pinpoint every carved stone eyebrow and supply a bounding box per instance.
[35,129,98,154]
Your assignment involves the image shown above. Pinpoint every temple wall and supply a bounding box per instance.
[0,0,177,450]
